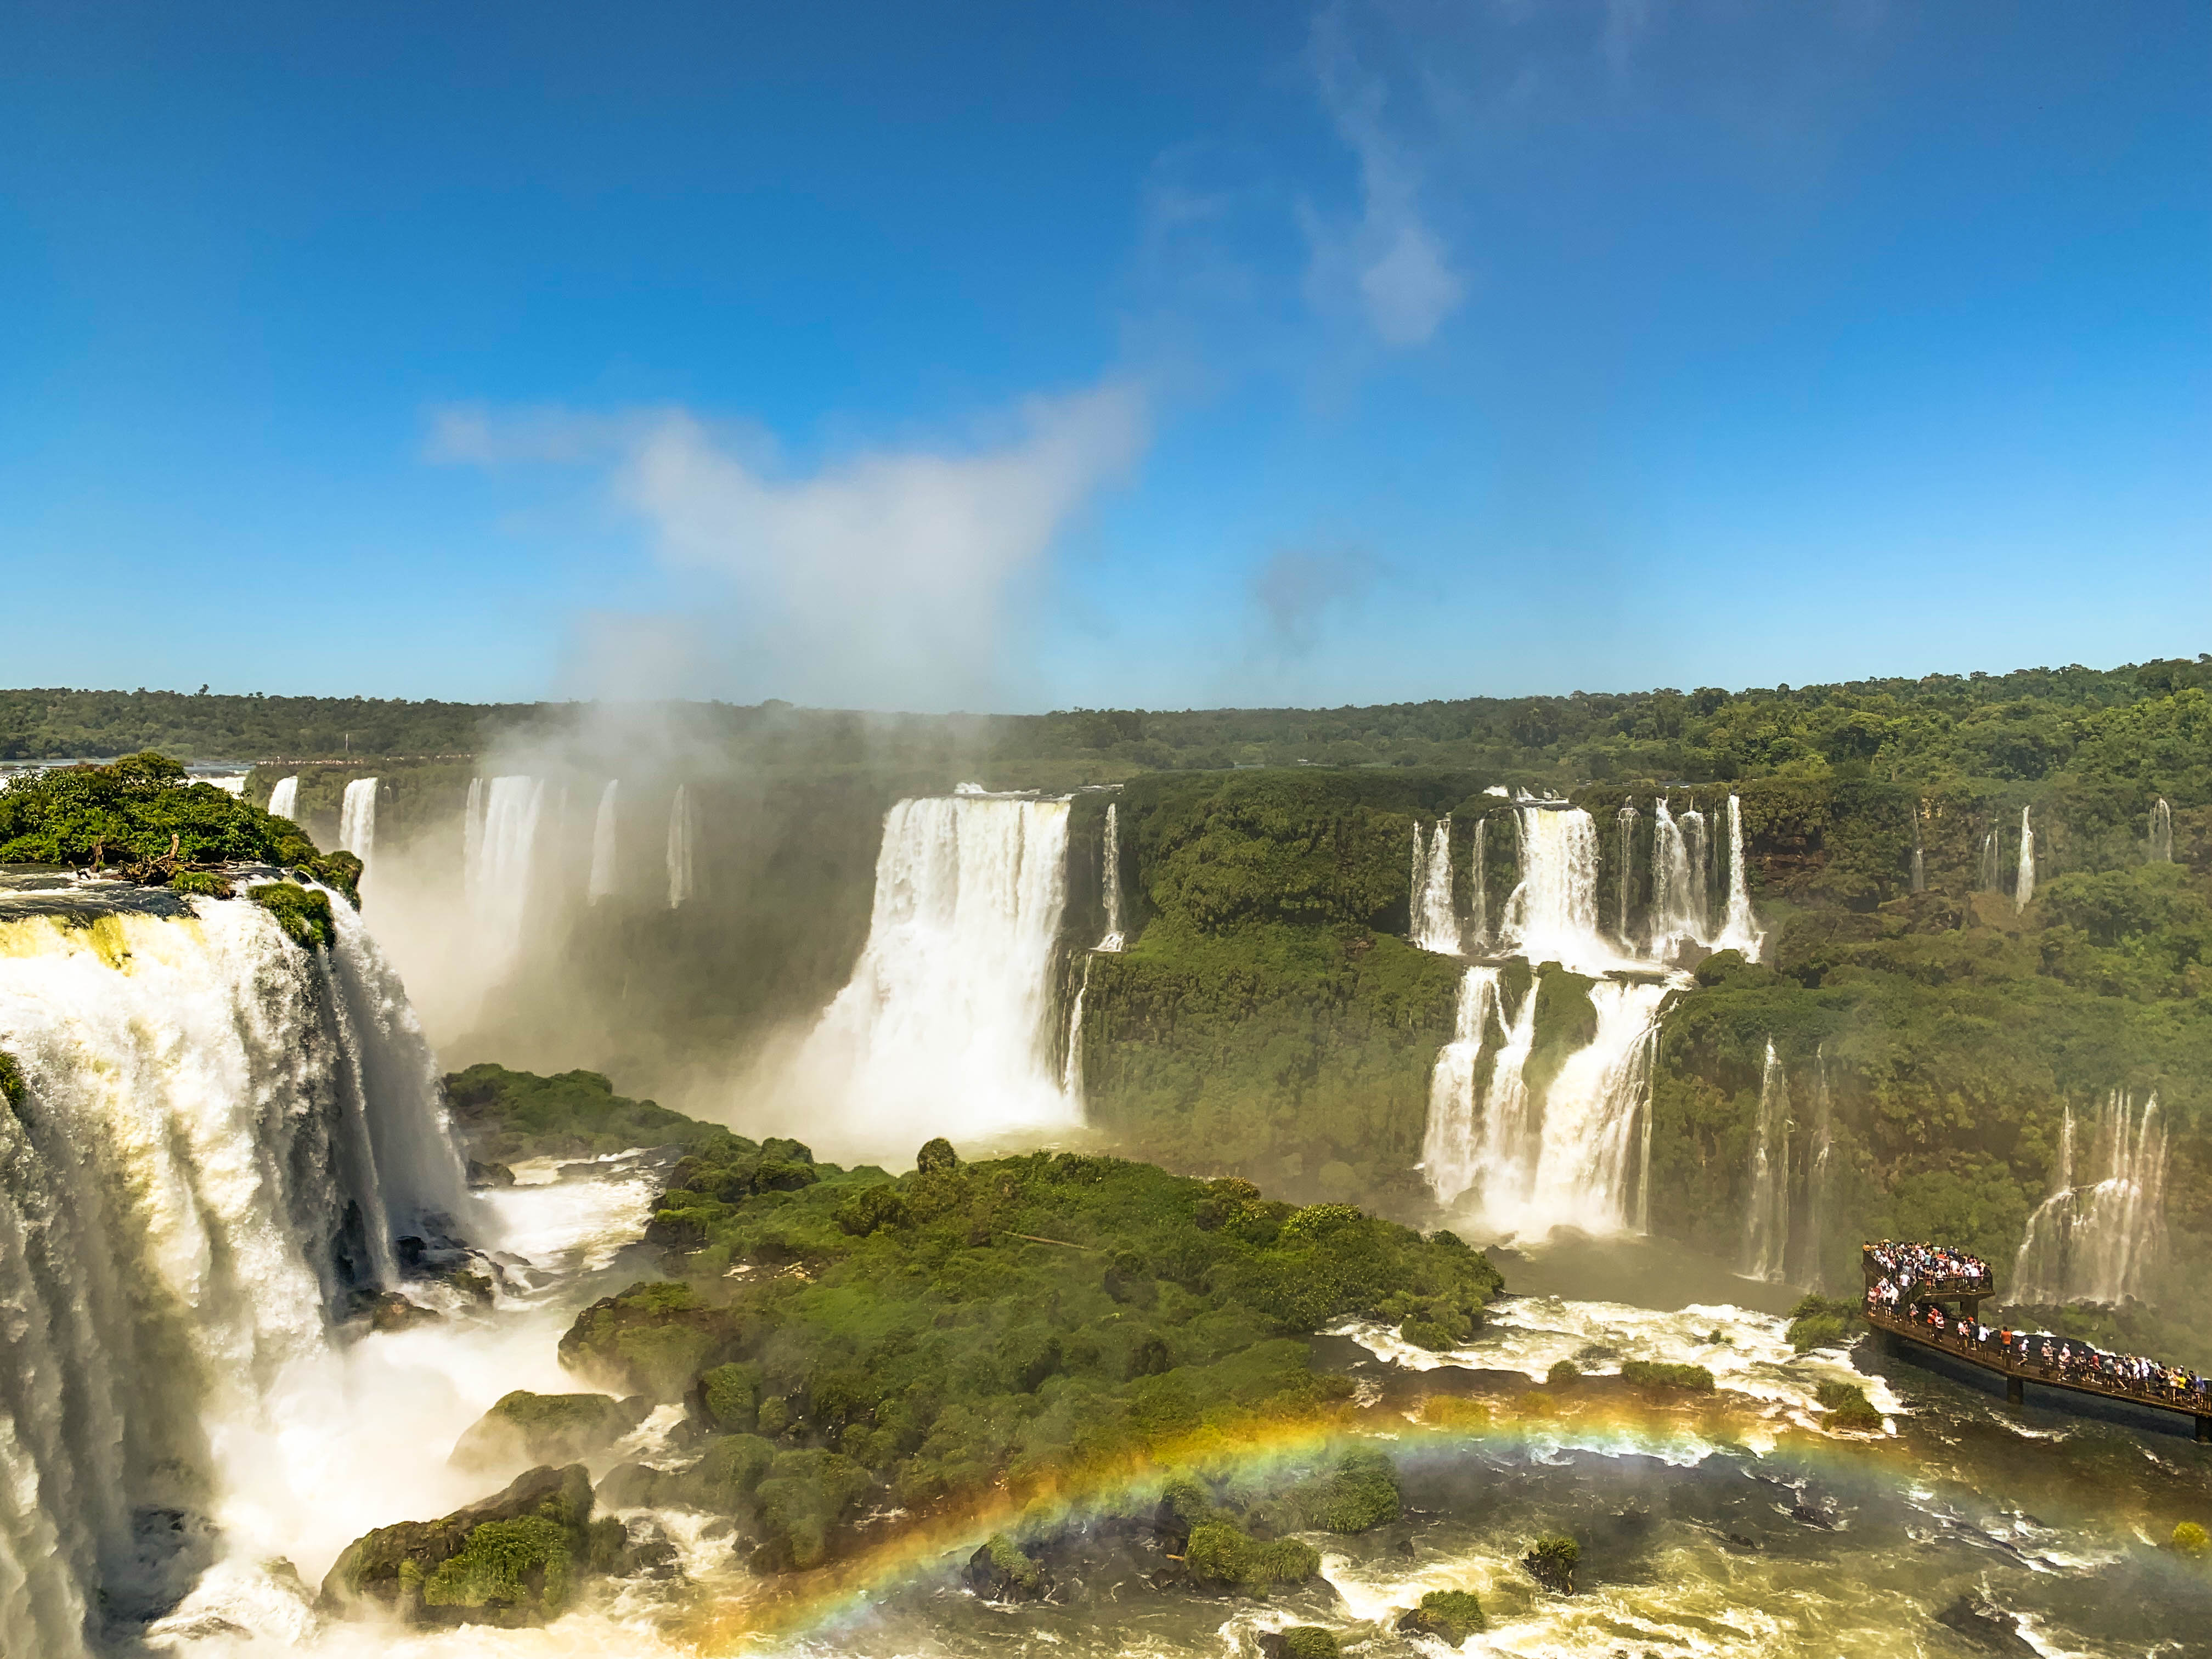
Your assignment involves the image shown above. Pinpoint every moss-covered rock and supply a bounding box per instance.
[1618,1359,1715,1393]
[1294,1447,1400,1534]
[1814,1380,1884,1432]
[965,1532,1049,1600]
[320,1464,594,1629]
[0,1052,24,1114]
[1523,1533,1578,1594]
[1398,1587,1485,1643]
[250,881,335,950]
[1259,1628,1340,1659]
[1786,1295,1862,1353]
[449,1392,643,1476]
[1183,1520,1320,1594]
[557,1281,744,1400]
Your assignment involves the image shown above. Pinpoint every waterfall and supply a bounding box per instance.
[1978,829,2000,893]
[466,776,545,972]
[2013,1093,2167,1305]
[1804,1047,1836,1290]
[1419,967,1501,1204]
[1500,805,1617,974]
[2015,806,2036,911]
[1467,817,1488,949]
[1518,980,1668,1235]
[1649,799,1700,957]
[2150,797,2173,864]
[1741,1041,1791,1282]
[0,890,474,1657]
[1614,806,1638,944]
[666,784,696,909]
[1420,970,1666,1238]
[1683,808,1710,936]
[1097,801,1126,951]
[799,794,1080,1148]
[1061,955,1093,1099]
[1410,818,1460,955]
[1910,805,1926,894]
[1713,794,1763,958]
[336,777,378,873]
[266,775,300,822]
[587,780,618,902]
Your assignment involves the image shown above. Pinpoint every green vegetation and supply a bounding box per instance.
[448,1392,642,1475]
[564,1133,1494,1575]
[1618,1361,1716,1393]
[1523,1533,1578,1594]
[1814,1380,1885,1432]
[2174,1521,2209,1558]
[442,1064,729,1164]
[1547,1359,1582,1385]
[250,882,336,950]
[320,1464,595,1629]
[0,1052,22,1113]
[1259,1628,1340,1659]
[0,752,318,870]
[965,1532,1049,1600]
[1785,1296,1863,1353]
[1398,1588,1486,1643]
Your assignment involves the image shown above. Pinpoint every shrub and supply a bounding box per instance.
[1786,1296,1861,1353]
[1523,1533,1578,1594]
[1401,1317,1459,1351]
[0,1052,22,1113]
[1184,1521,1319,1593]
[1620,1360,1715,1393]
[1398,1588,1485,1643]
[1814,1380,1884,1432]
[1548,1359,1581,1385]
[250,882,335,950]
[1261,1628,1340,1659]
[1299,1447,1400,1533]
[2174,1521,2208,1557]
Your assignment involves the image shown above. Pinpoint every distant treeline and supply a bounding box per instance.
[5,655,2209,792]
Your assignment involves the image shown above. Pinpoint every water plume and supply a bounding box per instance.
[2013,1092,2166,1305]
[1409,816,1460,955]
[665,783,696,908]
[2015,806,2035,911]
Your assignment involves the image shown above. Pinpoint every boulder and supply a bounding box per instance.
[319,1464,594,1629]
[448,1391,645,1475]
[964,1533,1049,1600]
[1397,1588,1485,1643]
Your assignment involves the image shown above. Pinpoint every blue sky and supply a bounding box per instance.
[3,1,2205,711]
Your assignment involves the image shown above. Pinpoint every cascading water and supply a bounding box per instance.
[1516,979,1667,1236]
[1097,800,1126,951]
[1500,805,1618,975]
[2149,797,2172,864]
[1419,967,1500,1204]
[1614,805,1638,944]
[0,889,475,1657]
[1803,1047,1836,1290]
[266,775,300,822]
[1713,795,1763,957]
[1741,1041,1791,1282]
[2015,806,2036,911]
[2013,1092,2167,1305]
[1909,806,1926,894]
[467,776,546,975]
[337,777,378,874]
[1466,817,1488,949]
[1061,954,1093,1099]
[1649,799,1707,959]
[1410,818,1460,955]
[588,780,618,902]
[1978,828,2000,892]
[798,793,1080,1151]
[666,784,695,909]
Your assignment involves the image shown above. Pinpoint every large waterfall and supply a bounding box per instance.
[266,775,300,822]
[1097,800,1126,951]
[1410,817,1460,955]
[1466,817,1488,948]
[666,783,696,909]
[2149,797,2174,863]
[1740,1041,1791,1282]
[1649,799,1708,958]
[798,794,1081,1152]
[2015,806,2036,911]
[1420,967,1665,1239]
[1500,805,1615,974]
[2013,1093,2167,1305]
[588,778,618,901]
[465,775,546,970]
[0,889,475,1657]
[1713,795,1763,956]
[336,777,378,873]
[1613,805,1638,943]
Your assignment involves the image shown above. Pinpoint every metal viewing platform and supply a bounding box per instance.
[1862,1243,2210,1442]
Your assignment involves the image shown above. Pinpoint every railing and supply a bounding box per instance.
[1866,1304,2209,1417]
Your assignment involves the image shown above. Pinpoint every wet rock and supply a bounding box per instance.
[1396,1588,1485,1643]
[1258,1628,1339,1659]
[364,1291,441,1333]
[448,1391,647,1475]
[1522,1533,1578,1594]
[466,1160,516,1188]
[964,1533,1050,1600]
[1936,1594,2039,1655]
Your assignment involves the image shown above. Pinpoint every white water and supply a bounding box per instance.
[1613,805,1637,943]
[1516,980,1668,1236]
[1409,817,1460,955]
[1803,1048,1837,1291]
[1499,806,1630,975]
[2149,797,2173,863]
[1741,1041,1791,1282]
[1418,966,1500,1204]
[797,794,1081,1155]
[1648,799,1707,959]
[1096,800,1125,951]
[587,780,618,902]
[2015,806,2036,911]
[0,891,479,1657]
[466,776,546,976]
[2013,1092,2167,1305]
[1979,829,2001,892]
[336,777,378,876]
[1466,816,1488,948]
[665,784,695,909]
[1062,953,1092,1099]
[1713,794,1763,956]
[265,775,300,822]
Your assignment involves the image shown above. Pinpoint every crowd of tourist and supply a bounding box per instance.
[1861,1239,2208,1410]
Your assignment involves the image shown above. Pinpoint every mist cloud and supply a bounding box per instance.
[432,382,1147,709]
[1249,545,1382,656]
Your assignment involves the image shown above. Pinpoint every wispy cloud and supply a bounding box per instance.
[1249,544,1383,656]
[431,383,1147,709]
[1303,5,1466,349]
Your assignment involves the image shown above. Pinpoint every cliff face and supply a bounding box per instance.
[1073,766,2212,1355]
